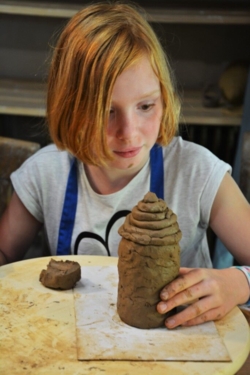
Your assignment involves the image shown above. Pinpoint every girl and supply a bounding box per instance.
[0,2,249,329]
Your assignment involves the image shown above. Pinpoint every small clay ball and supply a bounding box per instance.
[39,259,81,290]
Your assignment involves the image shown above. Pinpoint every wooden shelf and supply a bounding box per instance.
[0,79,242,126]
[0,1,250,24]
[146,8,250,25]
[0,1,79,18]
[0,79,46,117]
[180,90,242,126]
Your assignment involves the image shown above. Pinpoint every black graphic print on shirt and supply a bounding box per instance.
[74,210,130,256]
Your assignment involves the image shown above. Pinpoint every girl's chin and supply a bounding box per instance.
[107,162,137,170]
[108,156,148,171]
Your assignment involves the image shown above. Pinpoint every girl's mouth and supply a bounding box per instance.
[114,147,141,158]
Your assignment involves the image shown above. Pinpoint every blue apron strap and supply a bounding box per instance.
[150,144,164,200]
[56,158,78,255]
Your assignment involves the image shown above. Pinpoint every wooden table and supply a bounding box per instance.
[237,351,250,374]
[236,309,250,375]
[1,255,250,375]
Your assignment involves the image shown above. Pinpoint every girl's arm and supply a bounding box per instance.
[0,192,42,265]
[209,172,250,265]
[157,172,250,328]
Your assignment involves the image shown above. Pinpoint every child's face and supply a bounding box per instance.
[106,55,163,172]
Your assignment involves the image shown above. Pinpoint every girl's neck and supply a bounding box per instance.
[84,164,141,195]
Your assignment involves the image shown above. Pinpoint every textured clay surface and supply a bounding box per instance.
[117,192,181,329]
[39,259,81,290]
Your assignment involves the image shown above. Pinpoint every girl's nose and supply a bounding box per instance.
[116,112,138,141]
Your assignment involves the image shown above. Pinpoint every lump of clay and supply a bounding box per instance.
[39,259,81,290]
[117,192,181,329]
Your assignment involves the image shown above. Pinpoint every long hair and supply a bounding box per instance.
[47,2,180,166]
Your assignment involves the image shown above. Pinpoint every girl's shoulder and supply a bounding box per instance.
[19,143,74,171]
[165,136,216,157]
[163,136,229,169]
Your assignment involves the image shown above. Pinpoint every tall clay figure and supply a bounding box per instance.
[117,192,181,328]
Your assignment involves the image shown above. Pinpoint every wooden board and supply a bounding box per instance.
[74,266,230,362]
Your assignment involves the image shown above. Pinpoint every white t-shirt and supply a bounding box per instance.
[11,136,231,268]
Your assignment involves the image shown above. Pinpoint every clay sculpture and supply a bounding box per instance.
[39,258,81,290]
[117,192,181,329]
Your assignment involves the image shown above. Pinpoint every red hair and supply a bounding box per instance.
[47,3,180,166]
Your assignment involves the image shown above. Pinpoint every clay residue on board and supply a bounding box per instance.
[1,282,77,372]
[39,259,81,290]
[117,192,181,329]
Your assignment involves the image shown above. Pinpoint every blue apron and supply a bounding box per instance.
[56,144,164,255]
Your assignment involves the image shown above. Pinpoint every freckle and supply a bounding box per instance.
[127,164,133,168]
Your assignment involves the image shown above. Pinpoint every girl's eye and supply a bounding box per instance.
[140,103,154,111]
